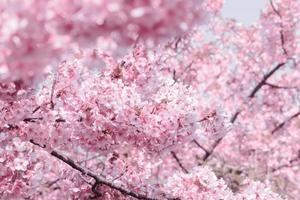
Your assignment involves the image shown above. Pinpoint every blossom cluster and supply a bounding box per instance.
[1,0,300,199]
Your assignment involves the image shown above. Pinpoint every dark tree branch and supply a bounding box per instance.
[202,138,222,162]
[271,159,298,172]
[271,152,300,172]
[32,106,41,114]
[271,111,300,134]
[90,182,102,199]
[270,0,281,18]
[174,37,182,50]
[280,30,288,56]
[29,139,46,148]
[248,62,286,98]
[170,151,189,174]
[195,64,286,164]
[197,63,286,163]
[230,110,240,124]
[30,141,158,200]
[50,71,58,109]
[265,82,296,89]
[184,62,194,72]
[248,0,288,98]
[171,70,178,86]
[270,0,288,56]
[192,139,209,158]
[55,118,66,123]
[46,178,63,188]
[200,110,240,163]
[23,117,43,123]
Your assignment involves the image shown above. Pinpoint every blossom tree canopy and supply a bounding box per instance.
[1,0,300,199]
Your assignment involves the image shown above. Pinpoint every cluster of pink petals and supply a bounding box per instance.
[0,0,209,87]
[1,46,230,153]
[50,0,206,44]
[162,166,283,200]
[2,0,300,199]
[0,135,283,200]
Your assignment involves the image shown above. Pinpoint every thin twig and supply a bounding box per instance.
[265,82,296,89]
[50,72,58,109]
[270,0,281,18]
[269,0,288,56]
[271,157,300,172]
[29,139,46,148]
[32,106,41,114]
[271,111,300,134]
[47,178,62,188]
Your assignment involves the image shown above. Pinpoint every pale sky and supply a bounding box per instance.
[222,0,268,25]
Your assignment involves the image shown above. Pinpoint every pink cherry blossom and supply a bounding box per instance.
[1,0,300,199]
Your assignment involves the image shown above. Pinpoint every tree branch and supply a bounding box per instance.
[30,141,158,200]
[248,0,288,98]
[205,0,291,172]
[271,153,300,172]
[270,0,281,18]
[269,0,288,56]
[265,82,296,89]
[89,181,102,199]
[197,62,286,163]
[50,71,58,109]
[248,62,286,98]
[198,60,285,163]
[230,110,241,124]
[170,151,189,174]
[201,138,222,162]
[271,111,300,134]
[199,110,240,163]
[192,139,209,158]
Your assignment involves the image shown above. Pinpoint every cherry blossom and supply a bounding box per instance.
[1,0,300,199]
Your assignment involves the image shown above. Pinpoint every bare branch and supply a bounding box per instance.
[199,110,240,163]
[279,30,288,56]
[271,156,300,172]
[269,0,281,18]
[269,0,288,56]
[198,62,286,162]
[90,182,102,199]
[271,111,300,134]
[111,167,128,182]
[199,0,292,169]
[265,82,296,89]
[46,178,63,188]
[50,72,58,109]
[30,140,159,200]
[29,139,46,148]
[32,106,41,114]
[170,151,189,174]
[249,62,286,98]
[23,117,43,123]
[202,138,223,162]
[230,110,240,124]
[192,139,209,157]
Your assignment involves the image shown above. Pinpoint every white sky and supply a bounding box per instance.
[221,0,268,25]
